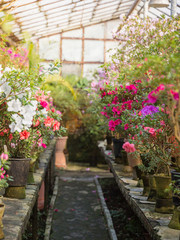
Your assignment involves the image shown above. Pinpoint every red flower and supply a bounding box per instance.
[20,130,30,140]
[9,133,13,141]
[33,119,40,127]
[0,132,4,136]
[53,121,60,131]
[44,116,54,127]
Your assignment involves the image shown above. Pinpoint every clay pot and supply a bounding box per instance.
[154,175,174,213]
[121,150,132,173]
[147,174,157,202]
[56,136,68,152]
[127,152,142,168]
[55,137,68,169]
[141,174,150,196]
[38,181,45,210]
[5,158,30,199]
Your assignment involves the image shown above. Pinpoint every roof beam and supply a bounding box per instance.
[34,17,120,40]
[17,0,120,26]
[126,0,141,18]
[17,9,123,33]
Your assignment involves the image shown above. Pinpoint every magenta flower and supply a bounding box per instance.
[170,90,179,101]
[148,92,157,104]
[40,100,48,108]
[41,143,47,148]
[124,124,129,130]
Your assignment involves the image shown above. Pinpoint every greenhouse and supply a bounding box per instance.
[0,0,180,239]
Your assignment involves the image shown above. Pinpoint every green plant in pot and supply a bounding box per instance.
[132,108,175,213]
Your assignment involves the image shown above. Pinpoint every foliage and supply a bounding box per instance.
[92,15,179,174]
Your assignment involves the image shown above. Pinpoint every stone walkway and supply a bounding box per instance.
[50,165,112,240]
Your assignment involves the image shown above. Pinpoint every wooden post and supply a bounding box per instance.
[60,32,63,76]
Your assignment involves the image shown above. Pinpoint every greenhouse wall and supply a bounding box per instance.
[38,19,120,78]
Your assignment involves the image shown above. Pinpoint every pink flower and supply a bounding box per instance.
[0,153,8,161]
[122,142,136,153]
[148,92,157,104]
[170,90,179,101]
[124,124,129,130]
[40,100,48,108]
[41,143,47,148]
[160,120,165,126]
[156,84,165,92]
[108,120,115,131]
[126,84,137,94]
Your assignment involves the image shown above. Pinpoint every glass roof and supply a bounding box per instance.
[0,0,179,41]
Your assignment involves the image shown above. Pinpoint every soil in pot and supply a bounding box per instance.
[99,178,152,240]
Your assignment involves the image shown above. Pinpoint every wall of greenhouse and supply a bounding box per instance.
[38,19,120,78]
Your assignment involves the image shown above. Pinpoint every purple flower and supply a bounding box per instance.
[141,105,159,117]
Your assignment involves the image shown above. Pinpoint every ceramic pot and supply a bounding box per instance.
[141,174,150,196]
[147,174,157,202]
[112,138,124,158]
[5,158,30,199]
[154,175,174,213]
[168,170,180,229]
[121,150,132,173]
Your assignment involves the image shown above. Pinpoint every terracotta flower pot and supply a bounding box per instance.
[127,152,142,168]
[56,136,68,152]
[121,150,132,173]
[5,158,30,199]
[55,137,68,169]
[38,181,45,210]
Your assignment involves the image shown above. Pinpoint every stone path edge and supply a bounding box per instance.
[94,177,118,240]
[44,176,59,240]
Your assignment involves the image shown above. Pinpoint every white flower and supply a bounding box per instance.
[40,108,48,117]
[7,98,22,112]
[9,122,23,133]
[0,81,11,96]
[4,67,11,72]
[12,114,23,125]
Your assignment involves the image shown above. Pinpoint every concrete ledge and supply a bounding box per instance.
[3,140,56,240]
[94,177,118,240]
[99,142,180,240]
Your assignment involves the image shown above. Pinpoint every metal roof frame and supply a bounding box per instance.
[0,0,179,42]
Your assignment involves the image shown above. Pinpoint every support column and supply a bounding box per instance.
[171,0,177,17]
[81,27,84,76]
[144,0,149,19]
